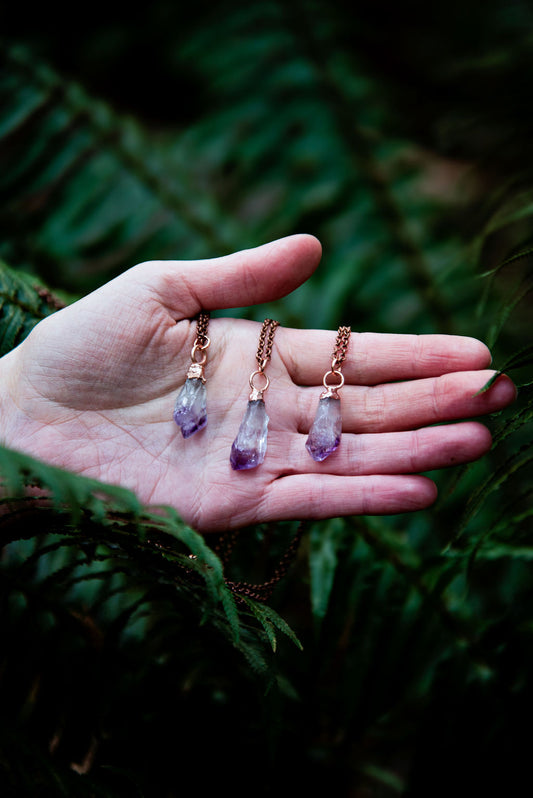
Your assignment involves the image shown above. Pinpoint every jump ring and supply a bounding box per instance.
[323,369,344,391]
[249,369,270,393]
[191,342,209,365]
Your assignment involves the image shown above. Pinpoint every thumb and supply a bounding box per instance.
[147,234,322,315]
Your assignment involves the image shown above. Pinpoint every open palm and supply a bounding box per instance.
[0,236,515,531]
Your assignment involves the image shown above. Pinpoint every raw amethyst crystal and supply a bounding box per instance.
[305,395,342,461]
[173,378,207,438]
[230,399,269,470]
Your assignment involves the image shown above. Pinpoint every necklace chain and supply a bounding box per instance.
[332,325,351,371]
[256,318,279,370]
[213,521,306,602]
[187,311,210,377]
[180,317,350,599]
[195,311,210,347]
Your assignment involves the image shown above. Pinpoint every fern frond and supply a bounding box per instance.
[0,444,142,521]
[479,245,533,278]
[475,348,533,393]
[0,445,293,652]
[0,43,239,293]
[0,260,64,356]
[240,595,303,652]
[485,274,533,348]
[451,441,533,548]
[308,517,345,627]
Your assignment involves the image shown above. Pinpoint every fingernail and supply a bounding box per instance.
[481,373,517,404]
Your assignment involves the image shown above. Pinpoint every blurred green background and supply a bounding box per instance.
[1,1,533,795]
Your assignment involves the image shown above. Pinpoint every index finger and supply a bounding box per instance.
[277,330,492,386]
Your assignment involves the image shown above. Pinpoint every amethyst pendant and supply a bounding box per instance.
[230,399,269,470]
[306,395,342,462]
[173,378,207,438]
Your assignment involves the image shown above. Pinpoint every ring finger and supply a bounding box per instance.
[292,370,516,434]
[265,421,493,477]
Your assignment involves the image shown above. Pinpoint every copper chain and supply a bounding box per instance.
[332,325,351,371]
[187,311,211,373]
[256,318,279,370]
[213,521,307,603]
[186,317,346,601]
[194,311,210,347]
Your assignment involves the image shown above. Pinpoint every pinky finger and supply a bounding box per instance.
[260,473,438,523]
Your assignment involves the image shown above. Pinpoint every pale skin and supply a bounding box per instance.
[0,235,516,532]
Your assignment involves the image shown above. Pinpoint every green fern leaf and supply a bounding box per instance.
[452,441,533,548]
[0,44,240,294]
[0,260,62,356]
[475,346,533,393]
[309,518,344,627]
[240,595,303,652]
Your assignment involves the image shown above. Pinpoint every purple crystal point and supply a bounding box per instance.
[173,378,207,438]
[306,395,342,462]
[230,399,269,470]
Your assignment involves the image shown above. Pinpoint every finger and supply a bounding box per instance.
[266,421,492,477]
[142,234,322,316]
[294,371,516,433]
[260,473,438,521]
[275,327,492,385]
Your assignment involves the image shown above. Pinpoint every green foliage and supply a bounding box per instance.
[0,444,301,793]
[1,1,533,794]
[0,442,300,651]
[0,259,64,357]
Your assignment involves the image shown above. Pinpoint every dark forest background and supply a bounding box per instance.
[1,2,533,795]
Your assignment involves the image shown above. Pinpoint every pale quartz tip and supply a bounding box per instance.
[173,378,207,438]
[305,395,342,462]
[230,399,269,470]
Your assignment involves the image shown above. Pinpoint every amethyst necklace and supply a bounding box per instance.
[306,325,351,462]
[173,311,210,438]
[230,318,279,470]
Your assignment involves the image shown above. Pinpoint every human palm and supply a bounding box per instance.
[0,236,515,531]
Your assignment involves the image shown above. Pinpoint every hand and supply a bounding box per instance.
[0,235,516,532]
